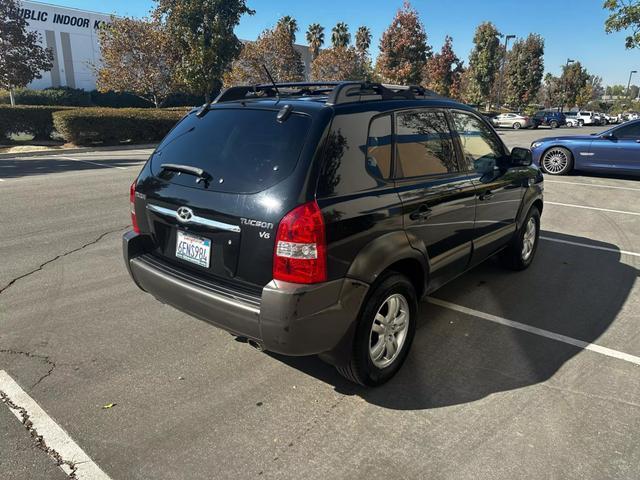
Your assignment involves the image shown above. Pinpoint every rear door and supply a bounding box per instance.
[449,109,527,266]
[394,108,476,288]
[136,107,313,289]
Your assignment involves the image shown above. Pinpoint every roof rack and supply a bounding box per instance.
[212,81,440,105]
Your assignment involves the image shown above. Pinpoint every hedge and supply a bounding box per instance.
[0,105,73,141]
[1,88,206,108]
[52,107,189,145]
[0,87,92,106]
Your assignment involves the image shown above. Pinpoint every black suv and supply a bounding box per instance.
[124,82,543,386]
[532,111,566,129]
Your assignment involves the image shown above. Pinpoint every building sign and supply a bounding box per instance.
[19,6,109,30]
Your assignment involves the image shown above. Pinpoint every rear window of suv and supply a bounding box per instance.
[150,108,311,193]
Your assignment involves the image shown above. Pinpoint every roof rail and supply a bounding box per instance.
[212,81,441,105]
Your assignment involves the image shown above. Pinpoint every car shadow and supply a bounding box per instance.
[0,156,145,179]
[269,232,636,410]
[566,170,640,181]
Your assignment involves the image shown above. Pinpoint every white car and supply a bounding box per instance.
[563,112,582,127]
[491,113,533,129]
[576,111,596,125]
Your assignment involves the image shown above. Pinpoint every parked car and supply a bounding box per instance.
[532,111,566,128]
[531,119,640,175]
[563,112,582,127]
[594,112,607,125]
[492,112,533,129]
[577,111,597,125]
[123,81,544,386]
[604,114,619,124]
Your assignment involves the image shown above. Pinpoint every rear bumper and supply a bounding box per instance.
[123,231,369,361]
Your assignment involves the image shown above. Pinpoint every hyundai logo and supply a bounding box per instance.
[176,206,194,223]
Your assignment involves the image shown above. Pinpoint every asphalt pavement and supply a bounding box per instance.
[1,126,639,479]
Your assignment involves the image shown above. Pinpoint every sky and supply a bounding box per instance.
[36,0,640,86]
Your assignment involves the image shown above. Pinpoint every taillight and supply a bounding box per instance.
[273,201,326,284]
[130,181,140,234]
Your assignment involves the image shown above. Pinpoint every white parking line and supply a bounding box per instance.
[541,236,640,258]
[57,155,128,170]
[546,201,640,216]
[427,299,640,366]
[0,370,111,479]
[545,180,640,192]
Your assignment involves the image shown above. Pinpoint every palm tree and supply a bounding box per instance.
[306,23,325,59]
[277,15,298,42]
[355,26,372,55]
[331,22,350,48]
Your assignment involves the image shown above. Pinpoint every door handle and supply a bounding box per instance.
[409,204,432,221]
[479,191,495,201]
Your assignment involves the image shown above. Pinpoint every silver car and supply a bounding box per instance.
[492,113,533,129]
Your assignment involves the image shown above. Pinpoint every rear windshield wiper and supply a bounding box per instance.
[161,163,212,184]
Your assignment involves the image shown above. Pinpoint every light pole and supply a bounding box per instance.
[560,58,575,112]
[627,70,637,97]
[496,34,516,111]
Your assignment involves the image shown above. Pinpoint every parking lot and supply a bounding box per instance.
[1,125,639,479]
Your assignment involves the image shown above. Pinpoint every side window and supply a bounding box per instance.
[366,115,392,178]
[614,123,640,139]
[451,111,506,174]
[395,110,458,178]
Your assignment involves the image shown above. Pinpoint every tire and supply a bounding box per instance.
[336,272,418,387]
[513,122,521,130]
[540,146,573,175]
[532,124,539,129]
[550,120,559,129]
[500,206,541,271]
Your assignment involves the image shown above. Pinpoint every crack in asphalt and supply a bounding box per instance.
[1,389,78,479]
[0,349,57,390]
[0,225,129,295]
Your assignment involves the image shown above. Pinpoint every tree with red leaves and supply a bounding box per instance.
[375,1,431,85]
[423,36,464,99]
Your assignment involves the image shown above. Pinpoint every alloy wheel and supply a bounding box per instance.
[521,217,537,261]
[542,149,569,174]
[369,293,410,369]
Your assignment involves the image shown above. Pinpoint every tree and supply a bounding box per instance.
[423,36,464,98]
[630,84,640,98]
[355,26,372,56]
[538,73,562,108]
[306,23,325,60]
[277,15,298,42]
[604,0,640,48]
[331,22,350,48]
[504,34,545,109]
[467,22,502,108]
[0,0,53,106]
[376,1,431,85]
[154,0,254,102]
[561,61,590,108]
[225,20,305,86]
[96,18,181,108]
[311,46,367,81]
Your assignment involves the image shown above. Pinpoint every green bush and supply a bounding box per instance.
[0,87,92,106]
[0,105,72,141]
[90,90,153,108]
[52,107,188,145]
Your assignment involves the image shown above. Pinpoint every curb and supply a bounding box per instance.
[0,143,157,159]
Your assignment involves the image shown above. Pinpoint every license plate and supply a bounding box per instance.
[176,231,211,268]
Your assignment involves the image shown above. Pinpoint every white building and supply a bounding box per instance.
[20,1,112,90]
[20,0,312,92]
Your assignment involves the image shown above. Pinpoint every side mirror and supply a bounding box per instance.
[510,147,532,166]
[603,132,616,140]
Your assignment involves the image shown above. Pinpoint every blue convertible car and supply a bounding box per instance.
[530,119,640,175]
